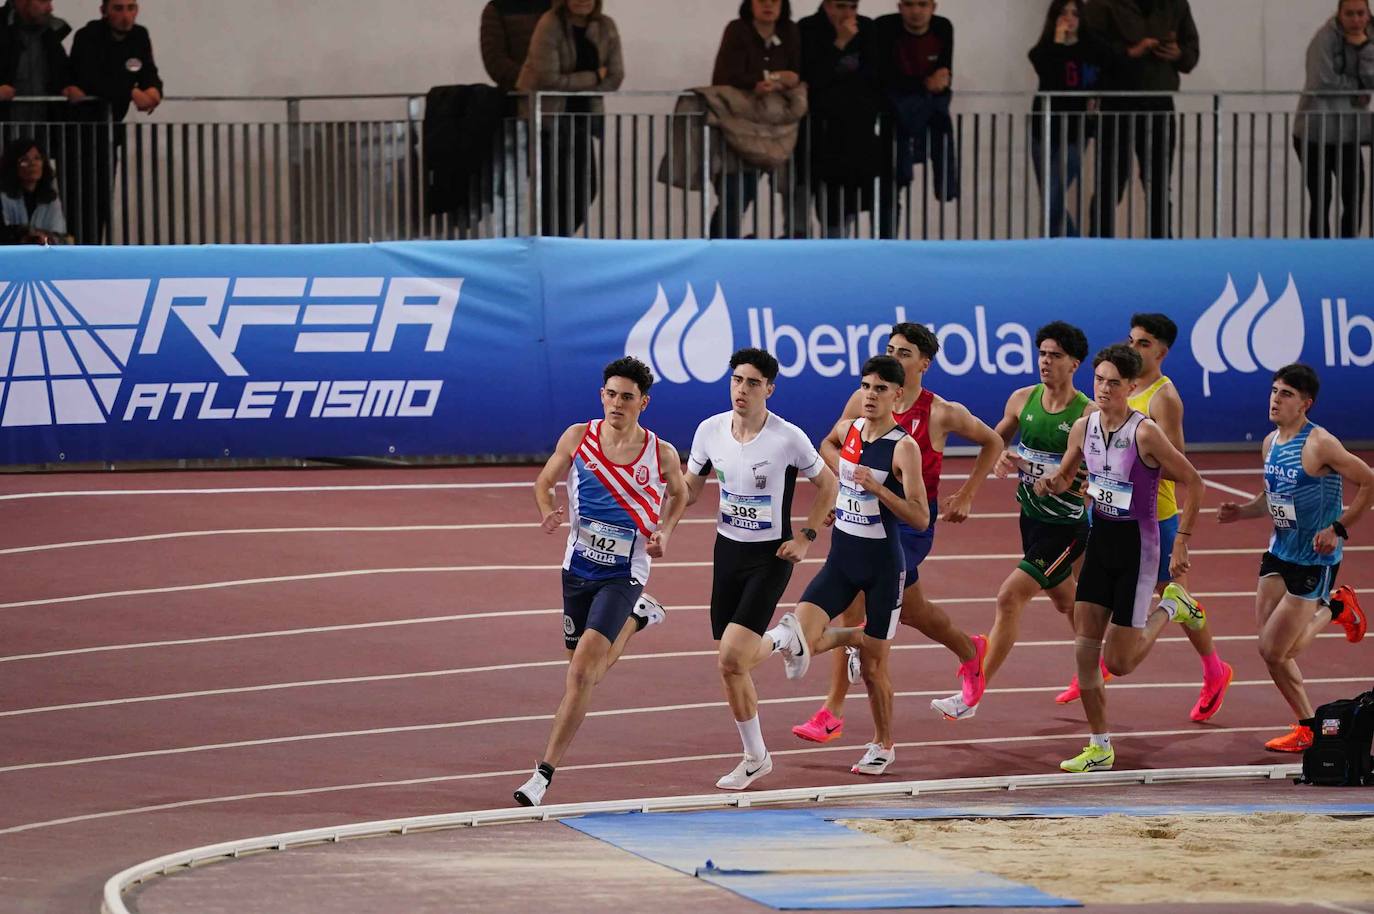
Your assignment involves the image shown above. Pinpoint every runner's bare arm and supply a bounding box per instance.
[937,400,1003,523]
[1150,383,1186,451]
[856,435,929,531]
[1034,416,1087,497]
[993,386,1033,477]
[648,441,691,557]
[1140,419,1203,576]
[534,423,587,532]
[819,416,852,475]
[1217,433,1272,523]
[1310,428,1374,553]
[778,463,839,563]
[684,469,709,507]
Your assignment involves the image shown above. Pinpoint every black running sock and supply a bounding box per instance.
[634,613,649,632]
[537,761,555,784]
[1327,597,1343,620]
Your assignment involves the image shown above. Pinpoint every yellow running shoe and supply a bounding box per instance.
[1162,583,1206,630]
[1060,742,1115,773]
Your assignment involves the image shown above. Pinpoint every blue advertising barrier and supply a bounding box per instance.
[2,238,1371,465]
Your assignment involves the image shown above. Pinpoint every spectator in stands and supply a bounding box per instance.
[70,0,162,244]
[708,0,804,238]
[0,135,67,243]
[800,0,882,238]
[517,0,623,236]
[1085,0,1199,239]
[1293,0,1374,239]
[482,0,552,93]
[1028,0,1107,237]
[0,0,85,237]
[872,0,958,239]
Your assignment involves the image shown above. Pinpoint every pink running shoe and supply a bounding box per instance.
[957,634,988,707]
[792,706,844,743]
[1190,661,1234,722]
[1054,658,1112,704]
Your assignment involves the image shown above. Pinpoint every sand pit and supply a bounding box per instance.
[843,812,1374,905]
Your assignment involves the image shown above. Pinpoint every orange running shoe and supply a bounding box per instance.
[1264,723,1313,753]
[1054,658,1113,704]
[1330,585,1366,643]
[1190,662,1234,722]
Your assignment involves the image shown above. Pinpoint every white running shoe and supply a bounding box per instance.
[633,593,667,628]
[775,612,810,680]
[845,645,862,684]
[513,769,549,807]
[715,752,773,790]
[851,742,895,776]
[930,693,978,721]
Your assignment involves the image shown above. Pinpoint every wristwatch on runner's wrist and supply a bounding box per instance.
[800,527,817,542]
[1332,521,1349,541]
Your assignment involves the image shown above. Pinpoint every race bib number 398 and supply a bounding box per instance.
[720,490,773,531]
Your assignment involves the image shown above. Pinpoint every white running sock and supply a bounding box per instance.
[1090,733,1112,750]
[763,627,784,654]
[737,715,767,760]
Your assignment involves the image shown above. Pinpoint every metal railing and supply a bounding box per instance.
[3,90,1370,244]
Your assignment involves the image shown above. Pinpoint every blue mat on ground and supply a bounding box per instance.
[564,808,1078,910]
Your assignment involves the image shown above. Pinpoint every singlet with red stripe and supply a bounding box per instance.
[892,388,942,505]
[563,419,666,583]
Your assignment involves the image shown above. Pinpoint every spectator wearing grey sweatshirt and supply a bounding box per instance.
[1293,0,1374,238]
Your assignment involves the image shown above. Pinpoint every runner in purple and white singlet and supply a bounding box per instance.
[1035,344,1206,774]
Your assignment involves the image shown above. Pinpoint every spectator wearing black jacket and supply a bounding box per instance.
[1028,0,1108,237]
[799,0,882,238]
[70,0,162,242]
[1085,0,1200,238]
[871,0,958,238]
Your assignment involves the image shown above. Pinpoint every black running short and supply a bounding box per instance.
[1017,515,1088,589]
[1075,517,1158,629]
[1259,552,1340,602]
[799,530,906,641]
[710,535,794,640]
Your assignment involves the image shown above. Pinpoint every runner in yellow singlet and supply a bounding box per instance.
[1055,313,1233,722]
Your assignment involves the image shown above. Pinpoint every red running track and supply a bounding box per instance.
[1,455,1371,912]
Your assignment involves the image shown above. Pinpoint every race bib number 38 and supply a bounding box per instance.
[720,490,773,531]
[1087,473,1133,516]
[575,518,635,567]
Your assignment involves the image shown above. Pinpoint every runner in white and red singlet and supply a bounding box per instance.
[514,357,688,807]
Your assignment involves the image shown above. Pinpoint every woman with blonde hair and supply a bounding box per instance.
[518,0,625,236]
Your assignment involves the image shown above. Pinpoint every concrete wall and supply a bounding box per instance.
[114,0,1341,110]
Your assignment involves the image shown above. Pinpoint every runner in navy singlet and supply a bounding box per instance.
[766,356,931,776]
[514,357,689,807]
[792,323,1004,745]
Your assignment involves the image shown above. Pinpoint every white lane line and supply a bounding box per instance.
[1,632,1349,717]
[3,677,1366,775]
[11,547,1367,612]
[0,723,1307,836]
[0,467,1271,502]
[1,508,1236,557]
[1203,478,1257,499]
[0,591,1274,663]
